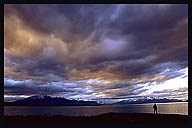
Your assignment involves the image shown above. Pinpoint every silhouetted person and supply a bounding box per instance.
[153,103,158,114]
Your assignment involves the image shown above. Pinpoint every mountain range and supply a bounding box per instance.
[4,94,99,106]
[4,94,186,106]
[113,98,183,104]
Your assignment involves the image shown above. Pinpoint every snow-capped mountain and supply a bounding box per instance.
[5,94,99,106]
[28,94,51,99]
[113,97,182,104]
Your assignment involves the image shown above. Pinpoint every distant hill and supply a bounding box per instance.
[113,98,183,104]
[4,94,99,106]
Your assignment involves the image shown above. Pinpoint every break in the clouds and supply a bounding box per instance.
[4,4,188,103]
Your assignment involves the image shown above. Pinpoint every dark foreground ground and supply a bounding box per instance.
[4,112,188,125]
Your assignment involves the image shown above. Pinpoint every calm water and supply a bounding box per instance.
[4,102,188,116]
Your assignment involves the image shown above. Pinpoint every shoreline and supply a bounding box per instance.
[4,112,188,124]
[4,101,188,106]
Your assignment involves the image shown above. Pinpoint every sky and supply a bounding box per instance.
[4,4,188,104]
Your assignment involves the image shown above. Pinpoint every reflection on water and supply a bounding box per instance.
[4,102,188,116]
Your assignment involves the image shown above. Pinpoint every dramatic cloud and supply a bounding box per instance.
[4,4,188,103]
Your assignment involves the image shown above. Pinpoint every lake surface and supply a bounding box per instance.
[4,102,188,116]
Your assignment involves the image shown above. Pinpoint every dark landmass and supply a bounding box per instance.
[4,112,188,125]
[4,94,99,106]
[4,103,101,106]
[113,98,184,105]
[4,94,187,106]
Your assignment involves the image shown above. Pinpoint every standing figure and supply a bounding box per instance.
[153,103,158,114]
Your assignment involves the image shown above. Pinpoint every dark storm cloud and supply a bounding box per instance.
[4,78,73,96]
[4,50,69,82]
[4,4,116,44]
[4,4,188,102]
[5,4,188,64]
